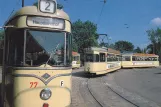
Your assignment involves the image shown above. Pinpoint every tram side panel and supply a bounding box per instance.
[84,62,107,74]
[84,62,121,75]
[106,61,121,72]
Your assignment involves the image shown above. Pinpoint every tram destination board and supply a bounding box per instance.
[27,16,65,29]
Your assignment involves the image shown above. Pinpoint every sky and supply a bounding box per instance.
[0,0,161,49]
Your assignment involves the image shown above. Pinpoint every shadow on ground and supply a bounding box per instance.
[72,70,106,78]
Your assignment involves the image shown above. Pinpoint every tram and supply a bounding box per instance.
[121,53,159,68]
[72,51,81,69]
[84,47,121,75]
[1,0,72,107]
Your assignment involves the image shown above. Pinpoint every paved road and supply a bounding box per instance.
[71,67,136,107]
[114,68,161,106]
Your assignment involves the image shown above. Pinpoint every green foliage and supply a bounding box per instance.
[57,4,63,9]
[99,43,109,47]
[72,19,99,53]
[141,47,147,53]
[33,2,38,7]
[114,40,134,53]
[108,43,115,49]
[33,2,63,9]
[146,44,153,54]
[146,27,161,62]
[134,47,142,53]
[146,28,161,55]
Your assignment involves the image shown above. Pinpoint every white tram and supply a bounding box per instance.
[121,53,159,68]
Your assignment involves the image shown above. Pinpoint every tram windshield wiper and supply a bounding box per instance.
[44,43,60,67]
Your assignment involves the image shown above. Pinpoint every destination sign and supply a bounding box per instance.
[27,17,65,29]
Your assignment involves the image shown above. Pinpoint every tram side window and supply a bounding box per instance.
[73,56,79,61]
[107,54,112,62]
[85,54,93,62]
[100,53,105,62]
[7,30,24,66]
[107,54,118,62]
[122,56,131,61]
[132,56,136,61]
[94,54,99,62]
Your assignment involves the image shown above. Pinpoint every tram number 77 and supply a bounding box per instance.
[30,82,38,88]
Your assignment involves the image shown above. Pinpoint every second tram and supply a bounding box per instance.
[84,47,121,75]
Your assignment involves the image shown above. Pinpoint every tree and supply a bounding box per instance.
[146,27,161,62]
[33,2,63,9]
[114,40,134,53]
[99,43,109,47]
[134,47,142,53]
[108,43,115,49]
[146,44,153,54]
[72,19,99,53]
[146,28,161,54]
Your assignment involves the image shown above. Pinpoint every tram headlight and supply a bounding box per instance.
[40,88,52,100]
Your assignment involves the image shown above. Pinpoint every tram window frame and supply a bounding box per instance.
[100,53,105,62]
[25,30,72,67]
[107,54,119,62]
[85,54,93,62]
[107,54,113,62]
[6,29,72,67]
[7,29,24,66]
[94,54,99,62]
[122,56,131,61]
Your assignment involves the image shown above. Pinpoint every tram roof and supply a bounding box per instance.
[122,53,158,57]
[72,51,80,56]
[84,47,108,53]
[108,48,120,54]
[84,47,120,54]
[5,6,70,26]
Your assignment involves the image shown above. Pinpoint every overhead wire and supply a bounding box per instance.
[96,3,105,26]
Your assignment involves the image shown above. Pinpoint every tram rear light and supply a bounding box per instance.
[43,103,49,107]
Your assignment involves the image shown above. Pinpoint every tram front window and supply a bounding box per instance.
[25,30,71,67]
[7,30,72,67]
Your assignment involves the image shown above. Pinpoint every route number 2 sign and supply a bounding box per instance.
[39,0,56,13]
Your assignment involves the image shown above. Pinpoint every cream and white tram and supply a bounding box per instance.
[84,47,121,75]
[1,0,72,107]
[121,53,159,68]
[72,51,81,69]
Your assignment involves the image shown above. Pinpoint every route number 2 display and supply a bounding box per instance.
[39,0,56,13]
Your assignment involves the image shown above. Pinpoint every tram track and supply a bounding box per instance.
[72,69,138,107]
[101,74,138,107]
[87,74,136,107]
[87,78,104,107]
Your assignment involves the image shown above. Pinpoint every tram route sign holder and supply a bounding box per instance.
[38,0,57,14]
